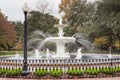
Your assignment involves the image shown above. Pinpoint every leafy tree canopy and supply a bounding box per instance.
[27,11,58,36]
[0,12,17,50]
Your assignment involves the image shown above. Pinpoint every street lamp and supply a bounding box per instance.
[22,3,29,75]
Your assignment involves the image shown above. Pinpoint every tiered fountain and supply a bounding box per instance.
[51,16,76,58]
[38,15,76,59]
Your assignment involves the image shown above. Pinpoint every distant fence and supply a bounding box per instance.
[0,59,120,72]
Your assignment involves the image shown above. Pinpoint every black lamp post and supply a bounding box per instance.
[22,3,29,74]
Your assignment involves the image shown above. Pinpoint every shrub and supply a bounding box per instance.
[6,68,22,77]
[34,69,47,76]
[67,69,83,76]
[100,67,116,75]
[114,66,120,72]
[49,69,63,77]
[84,68,100,75]
[0,68,6,76]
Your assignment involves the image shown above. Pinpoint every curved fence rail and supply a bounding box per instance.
[0,59,120,72]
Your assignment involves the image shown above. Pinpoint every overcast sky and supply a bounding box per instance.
[0,0,95,22]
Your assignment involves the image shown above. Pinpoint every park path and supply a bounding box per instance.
[0,77,120,80]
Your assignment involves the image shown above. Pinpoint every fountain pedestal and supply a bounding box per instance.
[52,41,70,58]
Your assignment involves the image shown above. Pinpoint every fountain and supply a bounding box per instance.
[38,15,75,59]
[6,14,120,60]
[26,15,117,59]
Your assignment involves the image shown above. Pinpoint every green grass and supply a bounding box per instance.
[0,51,23,56]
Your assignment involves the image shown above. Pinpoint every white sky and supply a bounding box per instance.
[0,0,95,22]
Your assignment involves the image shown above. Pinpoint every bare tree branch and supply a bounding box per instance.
[36,0,53,14]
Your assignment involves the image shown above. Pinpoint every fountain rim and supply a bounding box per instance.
[43,37,76,43]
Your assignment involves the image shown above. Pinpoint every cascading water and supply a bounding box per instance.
[73,33,92,50]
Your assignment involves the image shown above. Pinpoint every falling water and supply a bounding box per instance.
[73,33,92,50]
[27,30,47,49]
[33,30,46,38]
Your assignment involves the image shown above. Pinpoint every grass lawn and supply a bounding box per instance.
[0,51,23,56]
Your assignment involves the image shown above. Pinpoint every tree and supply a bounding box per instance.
[93,36,108,50]
[12,21,23,39]
[93,0,120,49]
[96,0,120,15]
[114,40,120,49]
[59,0,95,35]
[0,13,17,50]
[27,11,58,36]
[12,21,23,50]
[27,11,58,49]
[36,0,54,15]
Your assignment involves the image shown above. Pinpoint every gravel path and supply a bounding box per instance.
[0,77,120,80]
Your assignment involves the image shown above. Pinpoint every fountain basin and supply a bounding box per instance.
[52,53,70,59]
[5,53,120,60]
[44,37,75,43]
